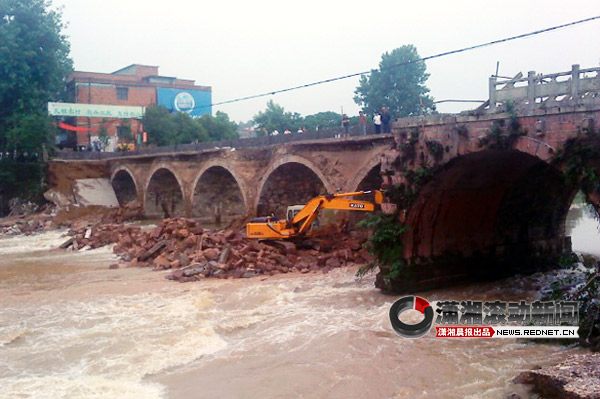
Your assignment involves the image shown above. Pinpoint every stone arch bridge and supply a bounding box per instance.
[50,65,600,292]
[374,64,600,291]
[50,135,390,225]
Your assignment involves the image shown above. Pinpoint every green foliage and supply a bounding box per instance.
[357,164,433,281]
[405,165,434,189]
[425,140,444,162]
[356,213,409,279]
[556,139,600,195]
[506,101,520,134]
[98,123,109,150]
[172,112,208,143]
[252,100,302,133]
[3,112,54,154]
[141,106,177,146]
[455,124,469,138]
[479,101,525,150]
[0,160,47,214]
[397,127,420,163]
[0,0,72,214]
[303,111,343,130]
[117,123,134,143]
[479,119,525,150]
[384,165,434,208]
[197,111,238,141]
[141,106,237,146]
[558,252,579,270]
[0,0,72,124]
[249,103,362,134]
[353,45,436,118]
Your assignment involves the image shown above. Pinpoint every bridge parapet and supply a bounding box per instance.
[52,129,359,161]
[488,64,600,113]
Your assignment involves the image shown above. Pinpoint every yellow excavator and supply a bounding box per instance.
[246,190,384,240]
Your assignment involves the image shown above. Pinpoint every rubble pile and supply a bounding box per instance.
[0,203,143,237]
[52,202,143,228]
[0,205,56,235]
[63,217,372,281]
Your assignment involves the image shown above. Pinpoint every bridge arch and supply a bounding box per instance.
[403,149,576,277]
[144,164,186,218]
[552,136,600,213]
[191,161,248,226]
[347,154,383,192]
[255,155,334,218]
[110,166,139,207]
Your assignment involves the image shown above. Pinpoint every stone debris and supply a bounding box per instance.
[0,205,56,235]
[7,197,40,216]
[0,202,143,237]
[62,217,372,281]
[515,354,600,399]
[43,188,73,208]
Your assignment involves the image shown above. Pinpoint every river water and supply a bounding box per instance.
[0,205,597,399]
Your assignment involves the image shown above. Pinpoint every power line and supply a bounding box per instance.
[195,15,600,111]
[434,99,486,104]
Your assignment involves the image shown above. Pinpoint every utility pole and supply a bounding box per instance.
[87,78,92,151]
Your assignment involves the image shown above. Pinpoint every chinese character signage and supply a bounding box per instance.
[389,296,580,339]
[48,102,145,119]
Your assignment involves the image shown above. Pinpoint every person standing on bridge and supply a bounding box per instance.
[373,112,382,134]
[381,107,391,134]
[358,111,367,135]
[342,114,350,136]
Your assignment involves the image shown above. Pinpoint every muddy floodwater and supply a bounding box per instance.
[0,205,598,398]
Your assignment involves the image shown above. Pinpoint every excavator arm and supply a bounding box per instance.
[246,190,384,240]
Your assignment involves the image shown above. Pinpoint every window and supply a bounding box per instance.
[116,87,128,100]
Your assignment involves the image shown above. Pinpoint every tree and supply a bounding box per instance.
[0,0,73,142]
[141,106,178,146]
[353,45,435,118]
[252,100,302,133]
[4,111,54,156]
[197,111,238,141]
[303,111,343,130]
[142,106,237,146]
[116,123,134,144]
[98,122,110,151]
[172,112,208,143]
[0,0,73,214]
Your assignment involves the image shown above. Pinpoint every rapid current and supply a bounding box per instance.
[0,203,598,399]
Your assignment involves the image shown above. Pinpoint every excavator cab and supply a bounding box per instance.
[287,205,319,231]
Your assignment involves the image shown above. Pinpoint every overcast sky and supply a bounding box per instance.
[51,0,600,123]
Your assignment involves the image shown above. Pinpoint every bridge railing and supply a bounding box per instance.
[488,64,600,111]
[51,128,360,160]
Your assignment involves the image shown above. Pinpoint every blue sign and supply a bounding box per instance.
[156,88,212,117]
